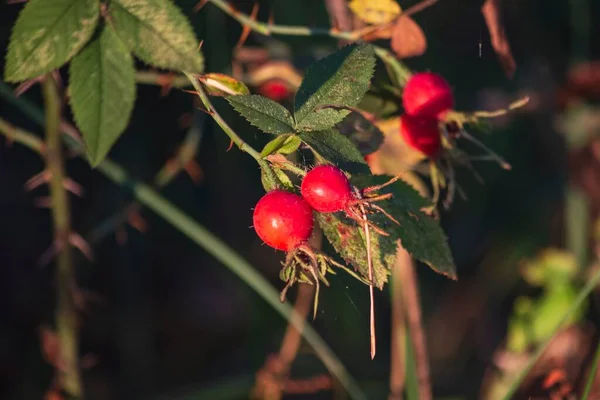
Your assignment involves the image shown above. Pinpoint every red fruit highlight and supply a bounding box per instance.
[301,165,354,213]
[253,190,313,251]
[258,80,291,102]
[402,72,454,118]
[399,114,442,157]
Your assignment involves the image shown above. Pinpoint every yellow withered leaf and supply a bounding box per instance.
[349,0,401,25]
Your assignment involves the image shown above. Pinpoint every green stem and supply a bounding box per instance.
[207,0,354,39]
[205,0,412,85]
[581,338,600,400]
[184,72,266,166]
[41,74,82,397]
[0,114,365,400]
[500,268,600,400]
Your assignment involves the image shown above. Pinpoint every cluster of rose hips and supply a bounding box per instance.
[252,164,398,315]
[397,71,513,207]
[399,71,455,158]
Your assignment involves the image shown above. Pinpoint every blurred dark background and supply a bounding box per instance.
[1,0,599,399]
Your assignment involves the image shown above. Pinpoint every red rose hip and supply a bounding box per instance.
[253,190,314,251]
[400,114,442,157]
[258,80,291,102]
[402,72,454,118]
[301,165,354,213]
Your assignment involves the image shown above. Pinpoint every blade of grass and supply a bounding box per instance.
[581,338,600,400]
[0,82,366,400]
[501,268,600,400]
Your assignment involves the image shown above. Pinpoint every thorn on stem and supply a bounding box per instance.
[184,160,204,184]
[226,139,235,152]
[127,210,148,233]
[68,233,93,261]
[236,2,260,49]
[193,0,208,12]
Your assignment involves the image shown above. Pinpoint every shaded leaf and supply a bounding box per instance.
[110,0,204,72]
[481,0,516,78]
[318,211,395,288]
[359,90,402,118]
[201,73,249,96]
[227,95,295,135]
[69,24,136,166]
[348,0,401,25]
[5,0,100,82]
[294,44,376,131]
[298,129,370,174]
[336,111,384,156]
[319,174,455,286]
[391,15,427,59]
[260,135,301,157]
[353,174,456,279]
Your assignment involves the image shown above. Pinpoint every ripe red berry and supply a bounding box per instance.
[399,114,442,157]
[402,72,454,118]
[253,190,314,251]
[258,80,291,102]
[301,165,354,213]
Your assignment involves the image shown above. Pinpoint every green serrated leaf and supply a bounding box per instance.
[336,111,384,156]
[201,73,249,96]
[294,44,376,131]
[4,0,100,82]
[298,129,370,174]
[353,174,456,280]
[318,174,455,286]
[227,95,295,135]
[261,135,301,157]
[69,25,136,166]
[318,212,394,288]
[109,0,204,72]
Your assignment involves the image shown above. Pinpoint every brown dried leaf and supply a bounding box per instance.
[391,15,427,59]
[481,0,516,78]
[361,25,394,42]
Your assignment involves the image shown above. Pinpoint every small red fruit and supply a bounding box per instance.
[257,79,291,102]
[301,165,354,213]
[399,114,442,157]
[402,72,454,118]
[253,190,313,251]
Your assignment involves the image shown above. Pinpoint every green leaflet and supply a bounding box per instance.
[5,0,100,82]
[294,44,376,131]
[69,25,136,166]
[110,0,204,73]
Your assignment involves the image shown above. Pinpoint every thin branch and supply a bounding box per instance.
[398,247,432,400]
[183,72,267,167]
[42,74,82,397]
[204,0,412,87]
[389,248,409,400]
[0,114,366,400]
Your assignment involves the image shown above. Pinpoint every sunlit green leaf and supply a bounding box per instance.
[69,24,136,166]
[298,129,370,174]
[110,0,204,72]
[5,0,100,82]
[294,44,376,131]
[227,95,295,135]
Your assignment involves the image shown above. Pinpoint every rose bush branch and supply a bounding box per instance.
[203,0,412,84]
[41,73,82,398]
[0,111,365,399]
